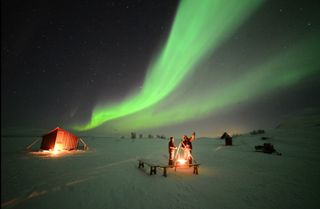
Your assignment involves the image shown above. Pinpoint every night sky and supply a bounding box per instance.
[2,0,320,137]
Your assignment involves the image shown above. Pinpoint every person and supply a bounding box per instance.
[181,132,196,164]
[168,137,177,166]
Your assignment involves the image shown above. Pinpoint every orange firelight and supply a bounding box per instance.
[52,144,63,155]
[177,158,187,165]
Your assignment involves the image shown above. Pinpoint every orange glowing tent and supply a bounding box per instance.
[40,127,79,151]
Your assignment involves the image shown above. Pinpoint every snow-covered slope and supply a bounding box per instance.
[2,113,320,209]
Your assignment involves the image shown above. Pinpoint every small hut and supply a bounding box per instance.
[221,132,232,146]
[40,127,79,151]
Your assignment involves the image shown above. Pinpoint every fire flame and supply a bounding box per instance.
[177,158,187,165]
[52,144,63,155]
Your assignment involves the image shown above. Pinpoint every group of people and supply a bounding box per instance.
[168,132,196,166]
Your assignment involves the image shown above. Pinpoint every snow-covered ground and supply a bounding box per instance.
[2,115,320,209]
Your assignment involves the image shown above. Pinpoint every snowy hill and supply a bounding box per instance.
[2,113,320,209]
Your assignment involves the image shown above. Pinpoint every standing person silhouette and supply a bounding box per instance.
[181,132,196,164]
[168,137,177,166]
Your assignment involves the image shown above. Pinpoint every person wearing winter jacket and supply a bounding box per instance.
[168,137,177,166]
[181,132,196,164]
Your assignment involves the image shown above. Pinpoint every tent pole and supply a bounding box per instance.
[26,138,41,150]
[173,140,183,166]
[79,138,88,150]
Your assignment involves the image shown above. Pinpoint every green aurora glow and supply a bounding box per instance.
[107,35,320,131]
[75,0,263,131]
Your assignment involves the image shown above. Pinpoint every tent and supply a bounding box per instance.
[40,127,79,151]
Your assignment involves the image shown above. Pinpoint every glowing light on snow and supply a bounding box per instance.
[30,149,84,158]
[30,144,71,158]
[177,158,187,165]
[52,144,63,155]
[74,0,263,131]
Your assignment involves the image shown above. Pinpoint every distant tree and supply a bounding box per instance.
[139,134,143,139]
[120,136,125,139]
[148,134,154,139]
[250,130,257,135]
[156,134,161,139]
[250,129,265,135]
[131,132,136,139]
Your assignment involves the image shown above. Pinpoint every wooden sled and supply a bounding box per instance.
[138,159,170,177]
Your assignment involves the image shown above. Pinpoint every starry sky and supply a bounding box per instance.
[2,0,320,137]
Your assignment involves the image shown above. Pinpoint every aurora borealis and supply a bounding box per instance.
[75,0,264,131]
[109,34,320,132]
[75,0,320,133]
[2,0,320,137]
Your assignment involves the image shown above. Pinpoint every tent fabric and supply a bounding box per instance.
[40,127,79,150]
